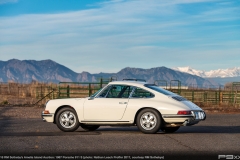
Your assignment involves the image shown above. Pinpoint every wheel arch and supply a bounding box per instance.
[134,107,163,124]
[53,105,77,124]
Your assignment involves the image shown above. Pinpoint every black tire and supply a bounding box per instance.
[162,127,180,133]
[80,124,100,131]
[55,107,79,132]
[136,109,162,134]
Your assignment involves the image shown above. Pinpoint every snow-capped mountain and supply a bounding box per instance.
[172,67,206,77]
[173,66,240,78]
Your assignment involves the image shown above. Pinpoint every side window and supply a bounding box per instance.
[131,87,154,98]
[120,86,134,98]
[106,85,120,98]
[105,85,134,98]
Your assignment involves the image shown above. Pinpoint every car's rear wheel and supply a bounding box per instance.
[136,109,162,134]
[80,124,100,131]
[56,108,79,132]
[162,126,180,133]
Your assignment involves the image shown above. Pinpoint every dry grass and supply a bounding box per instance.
[0,82,58,106]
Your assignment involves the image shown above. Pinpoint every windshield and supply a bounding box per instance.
[144,84,175,95]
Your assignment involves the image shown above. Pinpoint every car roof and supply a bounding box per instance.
[108,80,148,87]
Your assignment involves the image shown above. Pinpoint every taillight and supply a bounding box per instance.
[177,111,192,115]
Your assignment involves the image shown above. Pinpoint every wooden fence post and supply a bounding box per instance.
[192,90,194,102]
[234,90,237,108]
[204,92,207,103]
[67,85,70,98]
[89,83,92,97]
[219,91,223,105]
[215,91,218,105]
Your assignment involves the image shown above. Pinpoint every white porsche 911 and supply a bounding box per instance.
[42,80,206,134]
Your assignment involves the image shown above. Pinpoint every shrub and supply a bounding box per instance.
[1,100,9,105]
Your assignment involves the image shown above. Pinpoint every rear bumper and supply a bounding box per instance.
[162,111,206,127]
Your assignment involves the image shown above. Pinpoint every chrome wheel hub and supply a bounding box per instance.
[59,111,76,128]
[140,112,157,130]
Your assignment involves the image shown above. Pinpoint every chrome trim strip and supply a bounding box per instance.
[81,121,130,122]
[42,115,53,117]
[41,113,54,117]
[163,115,194,118]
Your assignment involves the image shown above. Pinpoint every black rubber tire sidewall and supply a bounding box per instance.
[55,107,80,132]
[136,109,162,134]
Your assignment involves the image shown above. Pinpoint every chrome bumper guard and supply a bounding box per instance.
[183,111,206,126]
[191,111,206,121]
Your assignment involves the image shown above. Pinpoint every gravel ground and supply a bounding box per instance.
[0,106,44,119]
[0,109,239,160]
[1,105,240,160]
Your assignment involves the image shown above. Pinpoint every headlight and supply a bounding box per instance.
[45,100,50,108]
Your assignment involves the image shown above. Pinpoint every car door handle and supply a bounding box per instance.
[119,102,127,104]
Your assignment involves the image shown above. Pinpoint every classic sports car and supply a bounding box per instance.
[42,80,206,134]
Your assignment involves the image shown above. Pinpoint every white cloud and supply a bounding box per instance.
[0,0,17,4]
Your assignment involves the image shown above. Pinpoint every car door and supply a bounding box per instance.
[83,85,134,120]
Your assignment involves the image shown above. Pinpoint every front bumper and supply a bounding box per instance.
[42,111,54,122]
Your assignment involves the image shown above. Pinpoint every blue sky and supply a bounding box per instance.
[0,0,239,73]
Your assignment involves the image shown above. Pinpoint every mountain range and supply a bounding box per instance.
[173,66,240,85]
[0,59,219,88]
[173,66,240,78]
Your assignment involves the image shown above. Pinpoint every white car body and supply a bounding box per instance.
[42,80,206,134]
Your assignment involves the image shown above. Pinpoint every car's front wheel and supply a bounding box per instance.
[56,108,79,132]
[162,127,180,133]
[136,109,162,134]
[80,124,100,131]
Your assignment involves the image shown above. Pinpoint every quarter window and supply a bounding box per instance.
[131,87,154,98]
